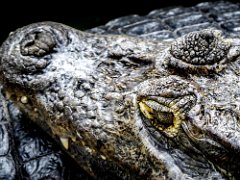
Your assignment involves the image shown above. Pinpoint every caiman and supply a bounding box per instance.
[0,1,240,179]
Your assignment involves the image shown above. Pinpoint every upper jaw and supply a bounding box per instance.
[0,22,70,90]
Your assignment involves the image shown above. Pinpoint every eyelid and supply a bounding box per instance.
[144,96,174,107]
[143,99,172,113]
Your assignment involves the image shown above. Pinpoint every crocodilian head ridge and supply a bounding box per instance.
[0,18,240,179]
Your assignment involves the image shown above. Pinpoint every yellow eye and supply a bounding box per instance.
[137,77,197,137]
[139,99,174,130]
[156,111,174,126]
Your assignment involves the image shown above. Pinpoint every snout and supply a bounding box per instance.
[0,22,68,89]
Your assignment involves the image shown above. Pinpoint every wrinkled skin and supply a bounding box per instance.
[0,88,92,179]
[1,2,240,180]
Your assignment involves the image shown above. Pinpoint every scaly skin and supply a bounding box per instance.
[0,87,92,180]
[1,21,240,179]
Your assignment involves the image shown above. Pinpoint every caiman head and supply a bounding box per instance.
[1,22,240,179]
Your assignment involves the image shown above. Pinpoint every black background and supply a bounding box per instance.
[0,0,239,43]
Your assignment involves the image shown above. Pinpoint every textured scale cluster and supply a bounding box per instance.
[0,90,91,179]
[91,1,240,40]
[158,28,239,73]
[170,30,230,65]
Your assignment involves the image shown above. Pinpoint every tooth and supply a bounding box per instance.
[20,96,28,104]
[71,136,76,142]
[100,155,106,160]
[5,92,9,99]
[60,137,69,150]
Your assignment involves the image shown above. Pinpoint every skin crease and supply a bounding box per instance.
[1,20,240,180]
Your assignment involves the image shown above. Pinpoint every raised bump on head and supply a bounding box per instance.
[162,29,240,73]
[20,29,56,57]
[0,22,69,89]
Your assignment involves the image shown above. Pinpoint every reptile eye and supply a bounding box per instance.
[139,99,174,130]
[137,76,198,137]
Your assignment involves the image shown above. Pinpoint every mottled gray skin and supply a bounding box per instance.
[0,86,92,180]
[1,16,240,180]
